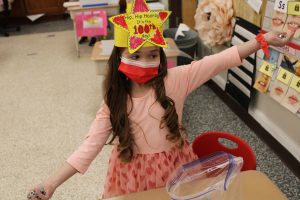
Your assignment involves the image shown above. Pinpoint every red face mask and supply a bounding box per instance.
[118,57,160,84]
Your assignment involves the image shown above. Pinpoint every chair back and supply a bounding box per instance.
[192,131,256,171]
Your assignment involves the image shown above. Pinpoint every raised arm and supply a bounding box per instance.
[166,31,294,97]
[237,31,295,60]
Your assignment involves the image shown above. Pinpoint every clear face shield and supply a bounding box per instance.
[166,152,243,200]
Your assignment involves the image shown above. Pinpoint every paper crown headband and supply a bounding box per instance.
[109,0,171,53]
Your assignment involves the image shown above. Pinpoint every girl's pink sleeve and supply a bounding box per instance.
[66,101,112,174]
[167,46,242,96]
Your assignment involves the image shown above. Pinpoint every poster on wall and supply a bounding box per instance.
[269,0,300,44]
[270,10,287,31]
[280,54,300,75]
[255,48,300,115]
[270,66,293,101]
[281,75,300,113]
[260,0,300,117]
[283,15,300,39]
[254,60,276,93]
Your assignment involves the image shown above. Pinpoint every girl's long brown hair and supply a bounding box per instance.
[103,47,185,162]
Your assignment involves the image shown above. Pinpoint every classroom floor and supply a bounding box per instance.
[0,16,300,200]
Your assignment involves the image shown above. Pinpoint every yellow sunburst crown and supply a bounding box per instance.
[109,0,171,53]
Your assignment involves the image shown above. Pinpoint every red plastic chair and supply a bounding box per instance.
[192,131,256,171]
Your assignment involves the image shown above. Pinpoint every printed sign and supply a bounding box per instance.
[277,67,293,85]
[290,75,300,92]
[274,0,289,13]
[259,61,276,77]
[75,10,107,37]
[288,1,300,15]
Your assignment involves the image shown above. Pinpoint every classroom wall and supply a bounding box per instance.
[207,0,300,162]
[212,64,300,162]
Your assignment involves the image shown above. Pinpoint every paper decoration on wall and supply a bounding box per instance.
[259,61,277,77]
[194,0,235,47]
[283,15,300,39]
[254,52,278,94]
[287,1,300,15]
[274,0,288,13]
[232,0,267,27]
[246,0,263,14]
[109,0,170,53]
[280,75,300,113]
[281,54,300,75]
[75,10,107,37]
[276,67,294,84]
[225,17,260,109]
[269,79,289,102]
[265,48,281,64]
[269,67,293,102]
[254,61,276,93]
[270,10,287,32]
[254,72,272,93]
[260,0,300,117]
[289,72,300,92]
[268,1,300,41]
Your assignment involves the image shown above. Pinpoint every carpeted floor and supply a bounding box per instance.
[1,25,299,199]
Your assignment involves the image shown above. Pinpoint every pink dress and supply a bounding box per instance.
[66,46,242,198]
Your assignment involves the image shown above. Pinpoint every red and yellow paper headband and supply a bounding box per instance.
[109,0,171,53]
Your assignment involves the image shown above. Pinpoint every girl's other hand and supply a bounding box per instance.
[27,182,55,200]
[264,31,295,47]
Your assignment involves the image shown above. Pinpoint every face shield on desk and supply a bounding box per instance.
[166,152,243,200]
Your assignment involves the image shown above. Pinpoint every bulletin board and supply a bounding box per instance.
[255,0,300,118]
[232,0,268,27]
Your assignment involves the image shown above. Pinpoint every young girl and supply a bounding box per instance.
[27,1,294,200]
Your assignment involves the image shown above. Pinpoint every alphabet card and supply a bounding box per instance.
[283,15,300,39]
[270,10,287,32]
[281,75,300,113]
[269,67,293,102]
[287,1,300,16]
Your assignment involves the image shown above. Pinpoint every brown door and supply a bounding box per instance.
[24,0,66,15]
[182,0,197,28]
[168,0,182,28]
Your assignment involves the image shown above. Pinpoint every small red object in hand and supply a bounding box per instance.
[256,33,270,59]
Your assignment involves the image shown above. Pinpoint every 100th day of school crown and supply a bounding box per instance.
[109,0,171,53]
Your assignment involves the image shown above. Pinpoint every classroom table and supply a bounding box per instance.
[90,38,181,75]
[63,2,119,57]
[104,170,288,200]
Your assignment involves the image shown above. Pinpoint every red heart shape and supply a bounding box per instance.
[159,12,168,21]
[130,36,145,50]
[150,28,165,45]
[113,16,128,29]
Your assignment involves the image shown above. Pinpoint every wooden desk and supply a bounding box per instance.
[63,2,119,57]
[104,171,288,200]
[91,38,181,75]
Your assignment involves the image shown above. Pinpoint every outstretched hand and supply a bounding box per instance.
[27,182,55,200]
[264,31,295,47]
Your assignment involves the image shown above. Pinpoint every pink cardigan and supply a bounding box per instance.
[67,46,242,174]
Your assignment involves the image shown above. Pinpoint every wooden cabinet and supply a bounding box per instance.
[11,0,67,17]
[24,0,66,15]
